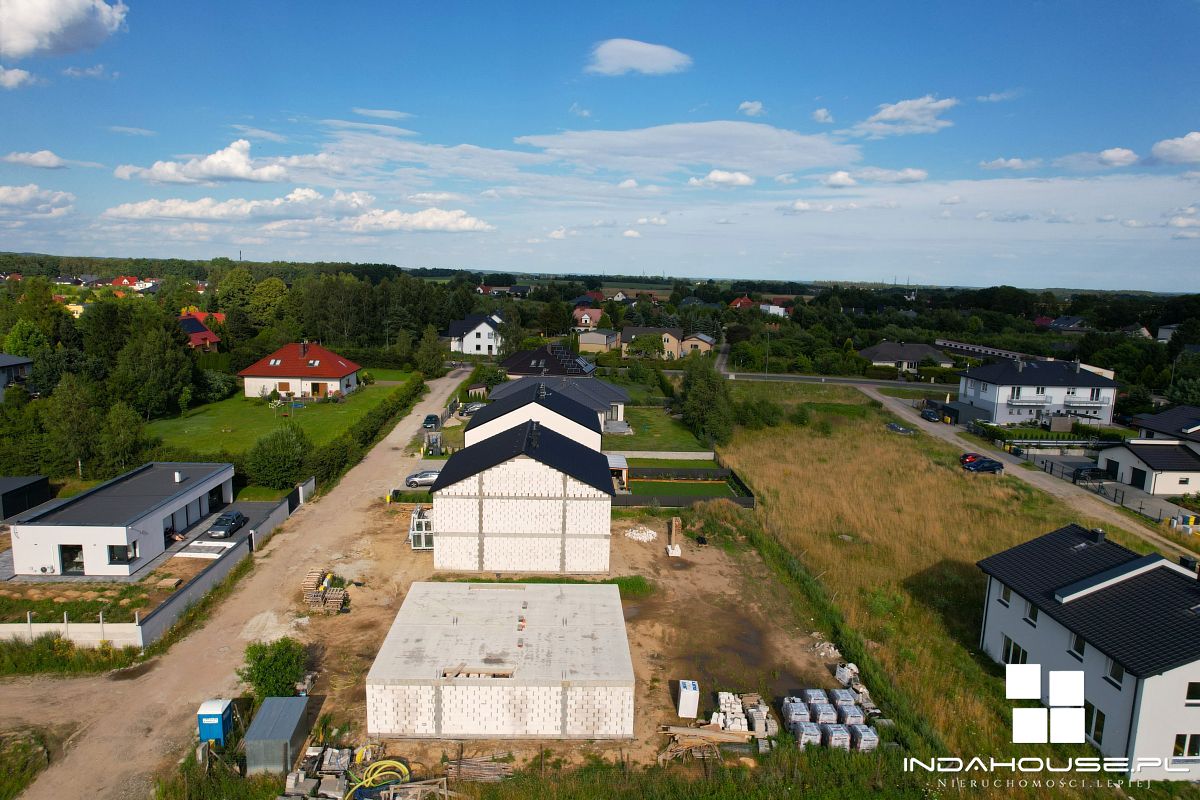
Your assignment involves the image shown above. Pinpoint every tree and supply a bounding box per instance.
[415,325,446,377]
[99,401,149,475]
[1168,378,1200,407]
[40,373,103,477]
[246,423,312,489]
[248,277,288,326]
[108,326,195,419]
[3,319,48,357]
[679,355,735,445]
[237,637,307,701]
[627,334,665,360]
[217,267,255,314]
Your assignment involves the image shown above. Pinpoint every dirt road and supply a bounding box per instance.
[0,368,467,800]
[861,385,1192,560]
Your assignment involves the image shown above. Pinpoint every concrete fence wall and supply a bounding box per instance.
[0,618,143,648]
[137,538,251,646]
[250,499,290,551]
[298,476,316,504]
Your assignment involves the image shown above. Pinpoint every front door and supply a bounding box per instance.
[59,544,84,575]
[1130,467,1149,491]
[313,382,326,397]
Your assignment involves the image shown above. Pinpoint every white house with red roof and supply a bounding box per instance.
[238,342,361,399]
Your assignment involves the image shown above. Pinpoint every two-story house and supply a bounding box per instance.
[957,360,1118,426]
[0,353,33,403]
[448,312,504,355]
[978,524,1200,781]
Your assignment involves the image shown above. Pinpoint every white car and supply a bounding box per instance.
[405,470,441,488]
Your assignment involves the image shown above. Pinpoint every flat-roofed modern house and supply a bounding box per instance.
[858,341,952,372]
[464,382,602,450]
[10,462,234,577]
[957,360,1118,426]
[238,342,360,399]
[1095,405,1200,494]
[448,312,504,355]
[430,421,613,573]
[487,376,628,429]
[977,524,1200,781]
[0,353,33,403]
[0,476,51,521]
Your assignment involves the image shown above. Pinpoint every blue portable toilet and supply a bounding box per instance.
[197,698,234,746]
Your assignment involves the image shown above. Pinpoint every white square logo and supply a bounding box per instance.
[1006,663,1041,700]
[1049,670,1084,707]
[1012,707,1049,743]
[1050,706,1086,744]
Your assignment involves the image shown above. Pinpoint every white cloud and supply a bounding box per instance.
[0,183,74,217]
[738,100,765,117]
[1121,219,1150,228]
[62,63,114,79]
[1183,171,1200,181]
[108,125,155,136]
[351,107,411,120]
[940,195,964,205]
[853,166,927,183]
[774,173,797,184]
[1096,214,1117,223]
[547,226,569,239]
[851,95,959,138]
[812,108,833,124]
[781,199,862,214]
[4,149,65,168]
[1151,132,1200,164]
[1175,230,1200,240]
[1099,147,1138,167]
[0,0,127,59]
[1168,215,1200,229]
[517,121,858,177]
[1054,148,1139,170]
[568,102,591,118]
[115,139,288,184]
[407,191,466,205]
[585,38,692,76]
[0,65,35,88]
[231,124,286,143]
[688,169,755,187]
[636,216,667,226]
[821,171,857,188]
[622,229,641,238]
[979,157,1041,170]
[976,89,1021,103]
[616,178,638,189]
[347,208,492,233]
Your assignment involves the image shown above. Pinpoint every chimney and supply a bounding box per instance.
[300,340,308,357]
[1180,555,1199,575]
[529,421,540,449]
[1074,358,1081,374]
[1016,359,1024,373]
[173,471,184,484]
[1088,528,1106,544]
[537,382,547,400]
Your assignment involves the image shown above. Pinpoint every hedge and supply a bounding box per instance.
[307,377,426,488]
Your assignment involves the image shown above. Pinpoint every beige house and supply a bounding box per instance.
[578,329,619,353]
[621,327,683,359]
[682,333,716,355]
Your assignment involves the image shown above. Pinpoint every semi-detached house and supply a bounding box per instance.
[977,524,1200,781]
[448,312,504,355]
[463,382,602,451]
[957,360,1118,426]
[1097,405,1200,495]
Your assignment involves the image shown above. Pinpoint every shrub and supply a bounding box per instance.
[864,365,900,380]
[237,637,307,700]
[788,405,811,426]
[196,369,239,404]
[246,423,311,489]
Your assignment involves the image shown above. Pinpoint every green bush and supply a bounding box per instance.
[245,423,311,489]
[788,405,811,426]
[237,637,307,700]
[864,365,900,380]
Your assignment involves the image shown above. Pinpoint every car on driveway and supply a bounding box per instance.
[920,408,942,423]
[422,414,441,429]
[963,458,1004,474]
[405,469,441,488]
[960,452,983,465]
[208,510,248,538]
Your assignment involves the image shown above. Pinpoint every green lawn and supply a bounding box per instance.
[148,385,396,454]
[626,457,719,468]
[602,407,707,452]
[234,485,287,501]
[728,380,866,405]
[362,368,414,382]
[877,386,959,401]
[629,479,734,497]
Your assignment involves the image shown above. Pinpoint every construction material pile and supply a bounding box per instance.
[624,526,658,542]
[301,569,350,614]
[286,745,416,798]
[781,667,884,752]
[710,691,748,731]
[445,755,514,782]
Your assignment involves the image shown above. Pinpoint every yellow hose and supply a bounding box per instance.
[343,759,411,799]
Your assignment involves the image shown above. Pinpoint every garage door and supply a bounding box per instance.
[1130,467,1148,491]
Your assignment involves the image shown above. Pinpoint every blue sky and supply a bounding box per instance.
[2,1,1199,290]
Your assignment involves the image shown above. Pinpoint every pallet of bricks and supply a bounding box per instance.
[301,569,349,614]
[781,669,880,753]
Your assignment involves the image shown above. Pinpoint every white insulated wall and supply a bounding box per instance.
[432,457,610,573]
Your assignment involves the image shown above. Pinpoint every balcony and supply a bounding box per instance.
[1006,395,1049,406]
[1063,395,1109,407]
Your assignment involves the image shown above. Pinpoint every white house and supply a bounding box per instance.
[10,462,234,577]
[858,341,952,372]
[1096,405,1200,494]
[430,420,613,573]
[759,303,787,318]
[448,312,504,355]
[463,382,602,450]
[238,342,360,398]
[957,360,1118,426]
[487,376,628,430]
[977,524,1200,782]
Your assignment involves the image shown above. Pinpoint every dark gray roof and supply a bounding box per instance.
[244,696,308,743]
[1121,443,1200,472]
[621,326,683,343]
[487,376,629,413]
[447,313,500,338]
[431,420,613,495]
[1134,405,1200,444]
[858,342,950,363]
[1050,315,1088,329]
[13,462,232,526]
[684,332,717,345]
[501,345,595,377]
[960,360,1117,387]
[0,476,47,494]
[178,316,210,335]
[978,524,1200,676]
[0,353,34,369]
[465,382,601,435]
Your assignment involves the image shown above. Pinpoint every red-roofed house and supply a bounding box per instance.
[238,342,361,398]
[113,275,139,287]
[729,296,755,310]
[178,313,221,351]
[572,306,600,329]
[181,309,226,326]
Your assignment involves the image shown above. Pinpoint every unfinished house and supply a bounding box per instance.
[366,582,635,739]
[463,382,602,451]
[430,420,613,573]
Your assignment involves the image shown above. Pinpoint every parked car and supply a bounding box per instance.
[208,510,248,538]
[459,402,487,417]
[963,458,1004,474]
[920,408,942,423]
[405,470,441,488]
[422,414,441,429]
[885,422,915,436]
[960,452,983,465]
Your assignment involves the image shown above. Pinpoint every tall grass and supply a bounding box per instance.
[0,729,49,800]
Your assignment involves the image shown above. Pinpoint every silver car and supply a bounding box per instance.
[405,470,440,488]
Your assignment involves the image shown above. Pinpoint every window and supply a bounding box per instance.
[1105,659,1124,688]
[981,382,990,392]
[1176,734,1200,760]
[107,542,138,564]
[998,584,1012,606]
[1069,633,1086,660]
[1035,386,1045,395]
[967,379,976,390]
[1085,701,1106,745]
[1183,478,1192,486]
[1187,682,1200,704]
[268,358,281,366]
[307,359,320,367]
[1002,635,1029,665]
[475,331,481,338]
[1066,387,1077,396]
[1024,601,1039,626]
[1011,386,1022,399]
[1090,388,1102,401]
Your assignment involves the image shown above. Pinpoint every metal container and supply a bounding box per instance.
[244,697,310,776]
